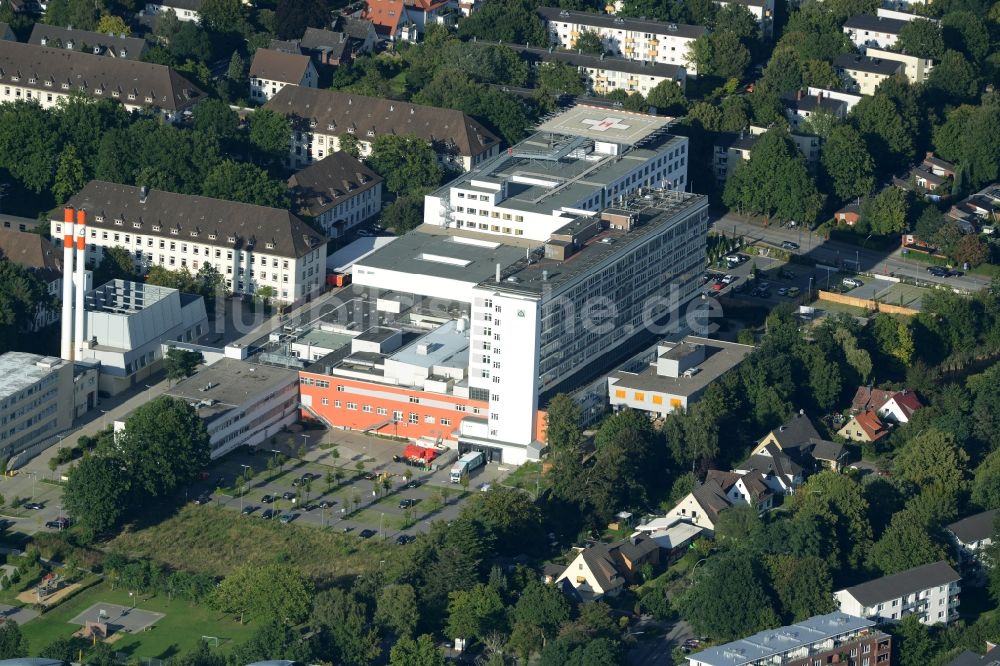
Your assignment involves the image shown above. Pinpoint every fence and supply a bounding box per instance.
[816,291,919,316]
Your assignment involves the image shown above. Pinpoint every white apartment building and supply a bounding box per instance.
[0,40,204,120]
[53,182,327,306]
[144,0,201,21]
[806,86,863,112]
[834,53,904,95]
[835,561,961,626]
[864,47,934,83]
[264,86,500,172]
[165,359,300,459]
[423,105,689,241]
[249,48,318,102]
[0,353,97,467]
[538,7,706,76]
[288,152,384,238]
[843,14,908,49]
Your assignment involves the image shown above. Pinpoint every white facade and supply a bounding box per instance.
[667,490,720,531]
[807,86,863,112]
[250,59,318,102]
[835,564,961,626]
[144,2,199,21]
[864,47,934,84]
[583,65,686,96]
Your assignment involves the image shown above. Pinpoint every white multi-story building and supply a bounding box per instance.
[714,125,820,182]
[835,561,961,626]
[288,152,383,238]
[843,13,908,49]
[249,48,318,102]
[538,7,706,76]
[165,359,300,459]
[264,86,501,172]
[52,182,327,306]
[423,105,689,241]
[864,47,934,83]
[0,41,204,121]
[0,352,98,467]
[144,0,201,21]
[834,53,904,95]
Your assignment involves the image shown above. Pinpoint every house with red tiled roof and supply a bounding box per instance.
[851,386,895,413]
[851,386,923,424]
[363,0,414,40]
[838,409,891,443]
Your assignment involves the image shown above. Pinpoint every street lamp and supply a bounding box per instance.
[144,384,154,403]
[99,409,110,431]
[379,512,385,541]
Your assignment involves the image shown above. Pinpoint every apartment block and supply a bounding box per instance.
[834,53,904,95]
[864,47,934,83]
[287,152,383,238]
[249,48,318,102]
[144,0,201,21]
[843,14,907,49]
[835,561,961,625]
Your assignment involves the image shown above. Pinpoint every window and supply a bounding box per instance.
[346,402,357,410]
[321,398,329,406]
[376,407,388,416]
[362,405,372,413]
[424,416,435,424]
[408,412,418,424]
[393,410,403,421]
[440,418,451,426]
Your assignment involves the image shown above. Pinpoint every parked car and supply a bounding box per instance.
[721,274,735,285]
[261,509,277,519]
[398,498,416,509]
[303,504,318,512]
[779,268,797,279]
[363,472,377,481]
[404,480,422,489]
[23,502,43,510]
[241,505,256,516]
[842,277,864,288]
[946,270,963,277]
[319,500,335,509]
[358,529,377,539]
[279,513,297,524]
[282,491,296,500]
[193,495,211,505]
[45,517,70,530]
[781,241,800,250]
[711,281,725,291]
[396,534,415,545]
[261,494,274,504]
[777,287,789,296]
[786,286,801,297]
[724,254,744,266]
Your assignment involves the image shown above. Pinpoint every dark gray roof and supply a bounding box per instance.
[264,86,499,158]
[471,41,686,80]
[946,645,1000,666]
[739,446,802,481]
[948,510,998,545]
[337,16,375,41]
[538,7,707,39]
[299,28,350,61]
[0,23,15,40]
[0,228,62,282]
[579,543,623,591]
[615,535,659,562]
[288,152,383,218]
[691,480,732,523]
[269,38,302,54]
[60,181,327,259]
[28,24,148,59]
[807,438,847,463]
[844,14,908,35]
[840,561,960,606]
[834,53,905,75]
[767,413,821,449]
[784,92,847,114]
[0,40,203,111]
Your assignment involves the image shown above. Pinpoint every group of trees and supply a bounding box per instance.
[62,397,210,539]
[0,257,52,355]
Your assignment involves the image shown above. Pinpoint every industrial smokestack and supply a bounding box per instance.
[74,208,87,361]
[60,207,75,360]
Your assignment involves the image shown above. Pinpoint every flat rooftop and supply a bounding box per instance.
[438,132,686,215]
[389,319,469,370]
[165,359,298,423]
[536,105,674,145]
[483,190,708,296]
[610,337,753,397]
[294,328,354,352]
[354,228,526,284]
[688,612,878,666]
[0,352,64,399]
[85,280,176,314]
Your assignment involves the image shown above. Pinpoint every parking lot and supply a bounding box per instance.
[188,428,510,542]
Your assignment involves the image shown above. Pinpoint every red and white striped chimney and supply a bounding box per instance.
[74,209,87,360]
[60,207,75,361]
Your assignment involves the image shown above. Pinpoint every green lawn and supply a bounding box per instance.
[20,581,255,660]
[501,462,547,497]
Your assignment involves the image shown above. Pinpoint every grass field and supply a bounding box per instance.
[110,505,393,581]
[876,282,933,309]
[20,581,254,661]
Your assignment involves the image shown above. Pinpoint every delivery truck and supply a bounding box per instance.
[449,451,486,483]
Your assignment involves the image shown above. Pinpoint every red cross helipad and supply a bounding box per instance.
[581,116,631,132]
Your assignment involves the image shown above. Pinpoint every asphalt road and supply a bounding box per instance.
[712,213,990,294]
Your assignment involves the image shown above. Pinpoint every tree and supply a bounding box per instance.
[92,246,137,286]
[972,449,1000,509]
[820,125,876,203]
[456,0,547,45]
[389,635,445,666]
[850,91,917,174]
[43,0,100,29]
[893,614,937,666]
[510,581,570,642]
[193,99,240,143]
[545,394,582,452]
[896,18,945,58]
[96,14,128,34]
[367,135,443,196]
[376,584,419,638]
[211,563,312,624]
[274,0,329,39]
[677,552,780,640]
[646,80,686,115]
[941,11,989,63]
[338,132,361,159]
[894,428,969,494]
[952,234,989,266]
[379,195,423,234]
[202,161,288,207]
[462,486,545,554]
[689,31,750,80]
[927,50,979,101]
[446,584,506,642]
[248,109,290,164]
[573,30,605,54]
[0,101,57,193]
[311,588,380,666]
[199,0,244,32]
[723,129,823,223]
[0,259,52,354]
[536,61,585,97]
[164,348,203,381]
[860,187,908,235]
[766,555,836,622]
[62,455,130,538]
[870,507,948,574]
[116,396,211,498]
[0,621,28,659]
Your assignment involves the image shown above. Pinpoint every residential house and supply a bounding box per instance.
[538,7,707,76]
[608,337,754,416]
[0,214,40,232]
[0,227,66,329]
[742,412,849,479]
[865,47,934,83]
[556,535,659,600]
[475,42,687,96]
[925,152,958,179]
[705,469,774,511]
[834,202,861,226]
[947,509,997,566]
[264,86,501,171]
[249,48,317,102]
[782,89,848,131]
[735,444,804,493]
[634,518,704,564]
[838,410,891,443]
[843,14,907,49]
[402,0,452,33]
[144,0,202,21]
[363,0,419,40]
[0,40,204,121]
[834,53,904,96]
[807,86,862,112]
[287,152,383,238]
[947,644,1000,666]
[687,612,892,666]
[29,24,148,59]
[947,185,1000,234]
[667,478,733,533]
[835,561,961,625]
[300,23,376,66]
[851,386,923,423]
